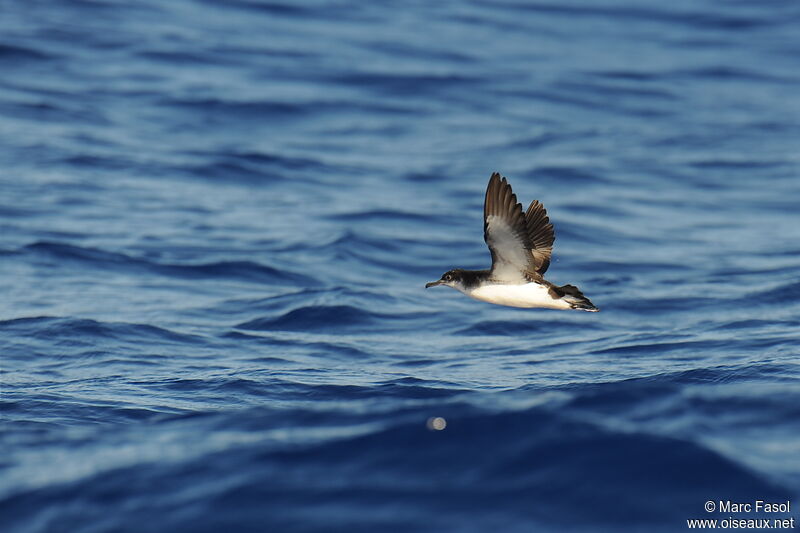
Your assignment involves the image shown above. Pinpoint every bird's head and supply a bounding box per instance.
[425,269,466,290]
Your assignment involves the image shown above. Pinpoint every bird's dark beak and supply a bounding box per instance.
[425,279,444,288]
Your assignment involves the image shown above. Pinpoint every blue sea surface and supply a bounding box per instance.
[2,1,799,531]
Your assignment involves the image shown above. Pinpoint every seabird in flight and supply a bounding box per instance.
[426,172,598,312]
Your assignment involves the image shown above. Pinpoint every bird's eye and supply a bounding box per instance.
[444,274,452,281]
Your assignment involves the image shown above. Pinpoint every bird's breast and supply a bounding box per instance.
[466,282,570,309]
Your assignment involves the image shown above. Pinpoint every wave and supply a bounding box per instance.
[170,149,339,184]
[236,304,397,332]
[1,402,789,532]
[326,72,483,96]
[0,99,109,125]
[181,149,329,171]
[361,40,476,64]
[712,318,800,332]
[0,316,202,345]
[754,280,800,302]
[22,241,316,285]
[194,0,309,16]
[457,318,601,336]
[520,165,611,186]
[592,338,732,357]
[222,331,373,360]
[327,210,446,224]
[156,96,422,122]
[175,160,282,183]
[558,79,677,101]
[479,2,775,31]
[0,43,55,62]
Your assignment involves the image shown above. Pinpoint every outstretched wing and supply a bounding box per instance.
[483,172,554,282]
[525,197,554,274]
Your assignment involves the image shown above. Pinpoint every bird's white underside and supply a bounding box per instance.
[465,282,571,310]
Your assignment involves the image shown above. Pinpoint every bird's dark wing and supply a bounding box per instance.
[483,173,555,281]
[483,173,537,282]
[524,197,554,274]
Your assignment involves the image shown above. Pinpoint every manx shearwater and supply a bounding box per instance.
[426,172,598,312]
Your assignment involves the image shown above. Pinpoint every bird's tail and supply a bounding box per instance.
[558,284,599,312]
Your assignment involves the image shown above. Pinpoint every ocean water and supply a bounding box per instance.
[1,0,799,531]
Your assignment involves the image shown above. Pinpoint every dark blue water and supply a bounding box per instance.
[2,1,799,531]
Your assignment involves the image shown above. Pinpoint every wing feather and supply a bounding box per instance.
[525,199,555,274]
[483,172,554,281]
